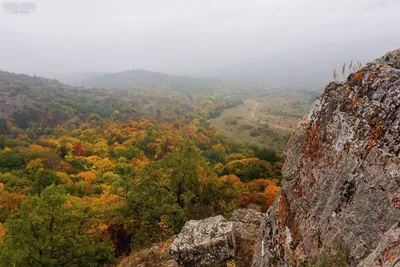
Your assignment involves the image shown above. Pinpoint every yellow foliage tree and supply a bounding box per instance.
[93,158,116,173]
[85,155,101,165]
[219,174,244,188]
[77,171,97,183]
[211,144,226,154]
[56,172,72,184]
[0,188,26,218]
[26,159,44,171]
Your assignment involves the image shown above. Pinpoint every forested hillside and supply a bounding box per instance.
[0,70,244,133]
[0,71,282,266]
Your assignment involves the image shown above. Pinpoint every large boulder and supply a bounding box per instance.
[169,215,236,266]
[168,210,264,266]
[252,50,400,266]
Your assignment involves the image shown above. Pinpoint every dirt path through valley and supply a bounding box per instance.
[244,100,295,132]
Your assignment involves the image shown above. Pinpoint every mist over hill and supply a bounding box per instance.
[76,69,223,90]
[73,69,271,94]
[210,39,400,90]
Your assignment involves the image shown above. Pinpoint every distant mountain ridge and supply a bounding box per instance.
[77,69,227,93]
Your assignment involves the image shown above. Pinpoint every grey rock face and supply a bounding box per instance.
[252,50,400,266]
[231,209,264,242]
[169,215,236,266]
[168,209,264,266]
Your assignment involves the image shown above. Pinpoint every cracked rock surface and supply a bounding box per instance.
[169,209,263,266]
[252,50,400,267]
[169,215,235,267]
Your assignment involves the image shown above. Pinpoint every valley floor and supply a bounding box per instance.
[209,91,313,152]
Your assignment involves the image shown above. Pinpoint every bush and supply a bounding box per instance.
[250,128,261,137]
[255,148,280,162]
[0,151,23,170]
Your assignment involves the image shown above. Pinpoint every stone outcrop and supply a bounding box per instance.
[252,50,400,266]
[169,209,264,266]
[169,215,236,266]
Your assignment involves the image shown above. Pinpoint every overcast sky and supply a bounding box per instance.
[0,0,399,76]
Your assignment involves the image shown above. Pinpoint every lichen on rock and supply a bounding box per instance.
[252,50,400,267]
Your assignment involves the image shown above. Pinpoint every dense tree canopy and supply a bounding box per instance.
[0,185,115,267]
[0,73,284,265]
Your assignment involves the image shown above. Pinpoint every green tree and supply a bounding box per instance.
[32,169,59,195]
[126,169,184,248]
[0,136,4,150]
[0,151,24,170]
[255,148,280,163]
[161,140,215,212]
[0,185,115,267]
[221,158,275,182]
[126,140,240,247]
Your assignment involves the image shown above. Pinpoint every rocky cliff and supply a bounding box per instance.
[252,50,400,267]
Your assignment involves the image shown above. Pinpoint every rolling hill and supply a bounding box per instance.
[77,69,228,93]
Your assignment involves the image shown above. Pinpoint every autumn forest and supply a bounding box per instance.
[0,70,287,266]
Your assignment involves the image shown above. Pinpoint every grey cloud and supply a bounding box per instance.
[0,0,399,80]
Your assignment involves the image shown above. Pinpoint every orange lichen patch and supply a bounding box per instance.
[354,71,364,81]
[382,239,400,265]
[302,124,322,162]
[352,97,362,106]
[367,140,377,152]
[368,74,378,80]
[385,253,396,263]
[345,88,352,94]
[370,126,383,140]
